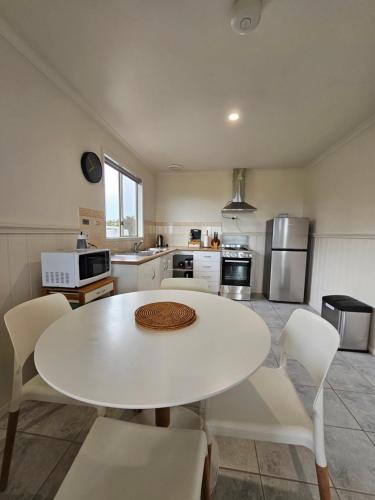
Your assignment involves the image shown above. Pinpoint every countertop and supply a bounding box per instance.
[111,246,221,265]
[174,246,221,252]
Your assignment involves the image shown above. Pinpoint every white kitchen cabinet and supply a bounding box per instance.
[112,252,175,294]
[160,253,173,281]
[112,250,220,294]
[138,259,161,290]
[193,252,221,293]
[112,259,160,294]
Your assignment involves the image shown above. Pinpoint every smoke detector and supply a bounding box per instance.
[167,164,184,171]
[231,0,262,34]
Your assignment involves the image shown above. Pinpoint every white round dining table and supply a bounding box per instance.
[35,290,270,426]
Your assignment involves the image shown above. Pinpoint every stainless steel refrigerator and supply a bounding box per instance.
[263,217,309,303]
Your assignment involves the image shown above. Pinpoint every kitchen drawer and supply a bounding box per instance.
[194,269,219,281]
[194,252,221,263]
[194,260,220,273]
[194,270,220,292]
[84,282,114,303]
[198,276,220,293]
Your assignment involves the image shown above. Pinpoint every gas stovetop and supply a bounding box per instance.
[221,245,249,251]
[221,245,253,258]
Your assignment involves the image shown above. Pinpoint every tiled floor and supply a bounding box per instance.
[1,295,375,499]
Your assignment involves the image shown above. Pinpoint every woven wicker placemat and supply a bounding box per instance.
[134,302,196,331]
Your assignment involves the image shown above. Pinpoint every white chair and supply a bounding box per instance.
[161,277,209,293]
[54,417,210,500]
[205,309,339,500]
[0,293,105,491]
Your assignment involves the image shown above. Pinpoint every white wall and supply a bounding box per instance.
[0,35,155,408]
[304,120,375,353]
[0,36,155,227]
[155,168,305,292]
[156,168,305,227]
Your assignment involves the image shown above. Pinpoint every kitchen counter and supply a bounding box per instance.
[111,248,174,265]
[111,247,221,265]
[174,247,221,252]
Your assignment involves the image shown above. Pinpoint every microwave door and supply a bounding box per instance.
[78,251,111,286]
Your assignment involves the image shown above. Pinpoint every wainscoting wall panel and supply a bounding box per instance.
[308,234,375,353]
[0,229,77,409]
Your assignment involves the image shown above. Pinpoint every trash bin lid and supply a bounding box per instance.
[322,295,372,313]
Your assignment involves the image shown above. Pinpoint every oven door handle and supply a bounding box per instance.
[223,259,251,263]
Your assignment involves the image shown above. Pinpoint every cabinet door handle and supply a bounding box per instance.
[152,269,156,279]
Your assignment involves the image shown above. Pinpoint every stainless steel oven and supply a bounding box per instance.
[220,234,253,301]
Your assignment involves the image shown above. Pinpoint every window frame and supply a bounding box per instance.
[104,154,144,240]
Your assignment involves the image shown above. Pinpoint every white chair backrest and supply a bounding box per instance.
[280,309,339,409]
[4,293,72,369]
[161,278,209,293]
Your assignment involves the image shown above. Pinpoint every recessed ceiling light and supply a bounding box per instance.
[228,112,240,122]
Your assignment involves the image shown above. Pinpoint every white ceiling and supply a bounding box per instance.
[1,0,375,171]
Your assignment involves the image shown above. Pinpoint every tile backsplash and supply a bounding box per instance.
[155,221,223,247]
[79,208,156,251]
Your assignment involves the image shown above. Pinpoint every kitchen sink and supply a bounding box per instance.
[117,248,165,257]
[137,248,166,255]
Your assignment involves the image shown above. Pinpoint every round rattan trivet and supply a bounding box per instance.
[134,302,196,331]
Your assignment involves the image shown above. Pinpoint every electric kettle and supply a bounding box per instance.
[156,234,164,247]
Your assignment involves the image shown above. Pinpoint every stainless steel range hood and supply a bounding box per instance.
[222,169,257,213]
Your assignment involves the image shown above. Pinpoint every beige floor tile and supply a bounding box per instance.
[262,476,339,500]
[212,470,263,500]
[256,441,319,484]
[0,431,69,499]
[216,436,259,473]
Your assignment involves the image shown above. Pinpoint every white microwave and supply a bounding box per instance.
[41,249,111,288]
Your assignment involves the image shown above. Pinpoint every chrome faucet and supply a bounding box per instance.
[133,240,144,253]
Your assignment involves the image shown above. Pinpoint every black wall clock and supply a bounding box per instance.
[81,152,103,183]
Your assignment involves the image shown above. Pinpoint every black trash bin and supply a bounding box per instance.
[321,295,372,352]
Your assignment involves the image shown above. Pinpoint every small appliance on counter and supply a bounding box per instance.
[76,232,89,250]
[41,249,111,288]
[156,234,164,248]
[321,295,372,352]
[220,233,253,301]
[188,229,202,248]
[203,230,209,248]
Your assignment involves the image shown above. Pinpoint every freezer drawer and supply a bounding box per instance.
[269,250,307,302]
[272,217,309,250]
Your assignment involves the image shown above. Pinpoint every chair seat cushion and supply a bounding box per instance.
[55,417,207,500]
[206,366,314,451]
[21,375,90,407]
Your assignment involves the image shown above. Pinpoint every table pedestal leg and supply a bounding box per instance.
[155,408,170,427]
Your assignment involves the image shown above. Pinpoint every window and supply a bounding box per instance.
[104,155,143,238]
